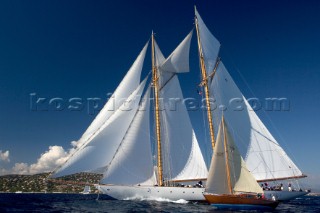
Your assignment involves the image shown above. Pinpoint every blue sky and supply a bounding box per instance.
[0,0,319,189]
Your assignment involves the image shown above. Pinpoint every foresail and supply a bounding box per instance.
[161,30,193,73]
[51,78,148,178]
[209,62,303,181]
[78,42,148,147]
[101,86,156,186]
[195,7,220,75]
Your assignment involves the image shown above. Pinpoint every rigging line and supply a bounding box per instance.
[251,127,280,147]
[198,57,221,87]
[49,82,145,178]
[159,73,175,91]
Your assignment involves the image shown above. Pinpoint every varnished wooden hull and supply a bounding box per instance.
[204,193,279,210]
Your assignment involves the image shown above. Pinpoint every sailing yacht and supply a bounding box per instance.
[194,7,308,201]
[204,116,279,209]
[81,185,91,194]
[49,7,307,202]
[50,31,209,201]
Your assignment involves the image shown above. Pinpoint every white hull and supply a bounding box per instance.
[264,190,308,201]
[98,185,206,202]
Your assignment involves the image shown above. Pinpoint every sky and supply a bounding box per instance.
[0,0,319,190]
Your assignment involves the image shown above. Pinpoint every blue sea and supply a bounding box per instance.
[0,193,319,212]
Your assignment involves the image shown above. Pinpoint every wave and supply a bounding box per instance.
[123,196,188,203]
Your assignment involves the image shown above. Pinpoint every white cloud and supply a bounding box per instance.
[0,150,10,162]
[29,146,69,174]
[0,145,70,175]
[12,163,29,175]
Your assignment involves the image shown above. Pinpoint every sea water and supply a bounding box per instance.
[0,193,319,212]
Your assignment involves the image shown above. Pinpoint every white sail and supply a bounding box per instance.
[159,75,208,181]
[51,79,148,177]
[243,97,303,181]
[155,37,208,181]
[161,30,193,73]
[101,86,157,186]
[82,185,91,194]
[209,62,303,181]
[195,8,303,182]
[78,42,148,146]
[195,7,220,75]
[206,118,263,194]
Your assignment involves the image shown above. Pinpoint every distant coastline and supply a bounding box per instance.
[0,173,101,193]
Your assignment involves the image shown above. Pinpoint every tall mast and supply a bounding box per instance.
[222,116,233,194]
[195,14,215,149]
[151,32,163,186]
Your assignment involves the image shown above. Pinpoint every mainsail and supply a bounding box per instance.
[206,117,263,194]
[195,8,305,182]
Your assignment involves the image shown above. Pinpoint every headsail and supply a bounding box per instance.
[206,117,263,194]
[155,35,208,182]
[78,42,149,147]
[51,78,148,178]
[101,86,156,186]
